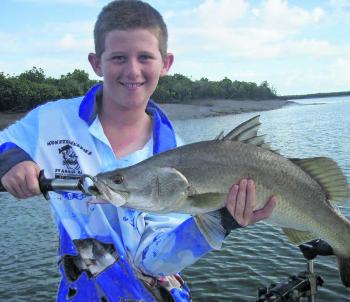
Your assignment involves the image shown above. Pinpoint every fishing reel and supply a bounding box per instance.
[256,239,333,302]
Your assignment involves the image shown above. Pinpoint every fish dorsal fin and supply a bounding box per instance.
[245,135,271,150]
[214,130,225,141]
[282,228,317,245]
[290,157,350,203]
[223,115,261,141]
[219,115,272,150]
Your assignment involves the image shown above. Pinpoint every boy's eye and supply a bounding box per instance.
[111,56,126,63]
[139,54,153,62]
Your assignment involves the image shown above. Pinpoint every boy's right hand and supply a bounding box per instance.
[1,161,41,199]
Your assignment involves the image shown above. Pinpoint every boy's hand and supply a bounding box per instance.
[1,161,41,199]
[226,178,276,227]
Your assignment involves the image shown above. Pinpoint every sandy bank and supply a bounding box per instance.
[159,99,293,120]
[0,112,27,130]
[0,99,293,130]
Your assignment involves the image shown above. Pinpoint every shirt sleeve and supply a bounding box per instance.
[0,108,40,178]
[0,145,33,179]
[0,108,40,156]
[134,212,223,277]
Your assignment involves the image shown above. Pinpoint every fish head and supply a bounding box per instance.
[88,165,159,208]
[89,165,190,212]
[88,171,130,207]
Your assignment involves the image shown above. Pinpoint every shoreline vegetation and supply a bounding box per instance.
[1,67,349,129]
[280,91,350,100]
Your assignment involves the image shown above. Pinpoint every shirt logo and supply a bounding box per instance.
[46,139,92,179]
[46,139,92,199]
[59,144,80,171]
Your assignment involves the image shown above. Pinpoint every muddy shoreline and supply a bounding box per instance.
[0,98,292,130]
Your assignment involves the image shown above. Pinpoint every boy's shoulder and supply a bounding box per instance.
[33,96,85,119]
[20,96,86,128]
[41,96,84,112]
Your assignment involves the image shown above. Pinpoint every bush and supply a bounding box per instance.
[0,67,278,111]
[0,68,99,111]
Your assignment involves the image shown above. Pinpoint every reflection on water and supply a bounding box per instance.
[0,96,350,301]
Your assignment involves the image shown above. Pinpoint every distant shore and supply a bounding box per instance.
[0,98,293,130]
[159,98,292,120]
[0,112,27,130]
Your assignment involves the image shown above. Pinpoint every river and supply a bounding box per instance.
[0,96,349,301]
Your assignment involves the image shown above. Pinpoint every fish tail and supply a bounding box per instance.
[337,256,350,287]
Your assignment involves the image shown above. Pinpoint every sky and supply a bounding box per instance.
[1,0,349,95]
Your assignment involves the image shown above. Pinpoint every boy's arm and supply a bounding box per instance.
[0,161,41,198]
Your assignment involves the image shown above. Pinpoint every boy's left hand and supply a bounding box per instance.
[225,178,276,227]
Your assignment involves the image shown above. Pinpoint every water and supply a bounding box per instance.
[1,96,350,301]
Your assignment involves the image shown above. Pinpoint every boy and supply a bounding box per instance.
[0,1,275,301]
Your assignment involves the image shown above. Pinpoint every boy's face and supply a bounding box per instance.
[89,29,173,111]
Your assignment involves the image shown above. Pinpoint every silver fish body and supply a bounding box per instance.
[91,116,350,286]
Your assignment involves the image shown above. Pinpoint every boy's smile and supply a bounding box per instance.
[120,82,144,90]
[89,29,173,113]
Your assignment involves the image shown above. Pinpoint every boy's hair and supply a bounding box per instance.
[94,0,168,58]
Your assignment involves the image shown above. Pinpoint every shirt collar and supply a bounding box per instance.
[146,100,177,154]
[79,83,102,126]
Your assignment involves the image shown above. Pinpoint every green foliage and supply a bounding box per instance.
[154,74,194,102]
[18,67,46,83]
[58,69,97,97]
[153,75,277,103]
[0,66,278,111]
[0,67,99,111]
[281,90,350,100]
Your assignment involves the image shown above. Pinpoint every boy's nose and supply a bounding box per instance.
[125,58,141,79]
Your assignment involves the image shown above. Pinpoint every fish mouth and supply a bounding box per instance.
[87,182,104,197]
[87,178,128,207]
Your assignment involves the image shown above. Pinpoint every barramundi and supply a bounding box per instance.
[89,115,350,286]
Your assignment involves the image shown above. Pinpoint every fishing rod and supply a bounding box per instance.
[256,239,334,302]
[0,170,95,200]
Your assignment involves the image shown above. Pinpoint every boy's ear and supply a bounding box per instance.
[160,53,174,76]
[88,53,103,77]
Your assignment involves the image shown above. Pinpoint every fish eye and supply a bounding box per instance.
[113,174,124,184]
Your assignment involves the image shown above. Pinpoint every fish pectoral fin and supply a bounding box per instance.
[282,227,318,245]
[194,211,225,249]
[290,157,350,203]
